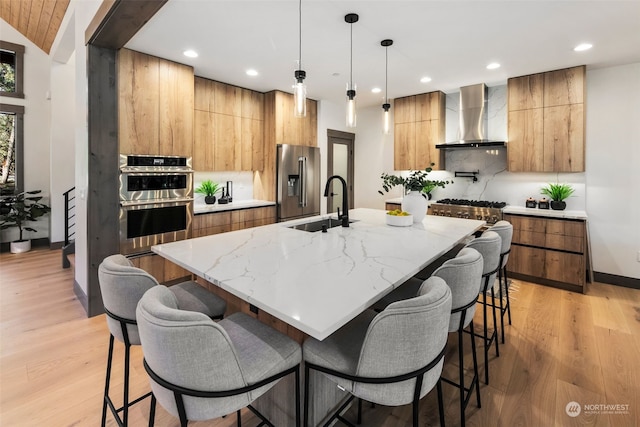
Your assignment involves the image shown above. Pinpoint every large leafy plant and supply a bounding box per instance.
[0,190,51,241]
[379,164,451,195]
[540,183,574,201]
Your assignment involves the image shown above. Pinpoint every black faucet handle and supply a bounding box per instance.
[337,207,341,219]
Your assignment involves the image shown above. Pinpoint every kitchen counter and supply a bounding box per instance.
[503,205,588,220]
[194,199,275,214]
[152,208,484,340]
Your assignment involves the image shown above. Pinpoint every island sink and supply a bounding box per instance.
[288,217,356,232]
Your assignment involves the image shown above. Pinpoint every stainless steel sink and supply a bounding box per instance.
[288,218,355,232]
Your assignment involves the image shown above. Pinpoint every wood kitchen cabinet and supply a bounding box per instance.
[393,91,445,170]
[129,253,191,285]
[193,206,276,237]
[255,90,318,202]
[118,49,194,157]
[193,77,264,172]
[507,65,585,172]
[504,213,588,293]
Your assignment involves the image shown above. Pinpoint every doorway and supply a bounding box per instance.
[326,130,355,214]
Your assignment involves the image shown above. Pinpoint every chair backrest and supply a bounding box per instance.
[491,220,513,268]
[98,254,159,344]
[136,285,249,421]
[354,276,452,406]
[432,247,484,332]
[464,230,502,293]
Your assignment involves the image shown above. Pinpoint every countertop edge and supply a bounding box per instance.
[194,199,276,214]
[503,206,588,220]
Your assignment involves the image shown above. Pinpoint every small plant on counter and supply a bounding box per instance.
[540,182,574,210]
[195,180,221,204]
[378,163,451,198]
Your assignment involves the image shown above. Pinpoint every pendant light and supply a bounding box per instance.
[293,0,306,117]
[345,13,359,128]
[381,39,393,134]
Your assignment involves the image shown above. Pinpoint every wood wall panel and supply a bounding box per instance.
[193,110,214,170]
[508,74,544,111]
[544,104,584,172]
[508,108,544,172]
[118,49,159,154]
[194,77,214,111]
[394,96,415,123]
[544,66,585,107]
[393,122,415,170]
[213,114,241,171]
[159,59,194,157]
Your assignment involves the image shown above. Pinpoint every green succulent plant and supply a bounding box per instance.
[195,180,221,197]
[540,183,574,201]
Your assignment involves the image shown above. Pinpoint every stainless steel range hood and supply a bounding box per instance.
[436,83,505,149]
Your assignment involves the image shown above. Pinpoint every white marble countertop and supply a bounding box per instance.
[194,199,275,214]
[152,208,484,340]
[503,205,588,220]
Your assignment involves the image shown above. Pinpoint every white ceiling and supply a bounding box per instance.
[126,0,640,108]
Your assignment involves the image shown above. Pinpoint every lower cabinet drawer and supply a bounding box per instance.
[509,245,585,287]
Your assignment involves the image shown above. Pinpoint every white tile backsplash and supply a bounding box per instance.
[194,171,254,202]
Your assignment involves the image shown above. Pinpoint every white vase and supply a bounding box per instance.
[401,191,428,223]
[10,240,31,253]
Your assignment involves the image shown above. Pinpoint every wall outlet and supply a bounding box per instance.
[637,251,640,262]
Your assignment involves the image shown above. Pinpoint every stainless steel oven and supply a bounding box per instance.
[119,154,193,255]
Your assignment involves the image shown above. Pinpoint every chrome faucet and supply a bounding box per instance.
[323,175,349,227]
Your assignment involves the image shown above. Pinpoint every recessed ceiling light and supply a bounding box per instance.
[486,62,501,70]
[574,43,593,52]
[246,69,259,77]
[420,76,432,83]
[183,50,198,58]
[371,87,382,93]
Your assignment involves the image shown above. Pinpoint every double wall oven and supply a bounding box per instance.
[119,154,193,255]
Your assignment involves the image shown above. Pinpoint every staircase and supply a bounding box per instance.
[62,187,75,268]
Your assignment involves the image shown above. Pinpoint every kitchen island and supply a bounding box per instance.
[152,208,484,425]
[152,208,484,340]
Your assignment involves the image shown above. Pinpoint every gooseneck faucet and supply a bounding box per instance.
[323,175,349,227]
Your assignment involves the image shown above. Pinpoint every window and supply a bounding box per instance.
[0,104,24,195]
[0,41,24,99]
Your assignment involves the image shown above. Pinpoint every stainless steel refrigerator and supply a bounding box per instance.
[276,144,321,222]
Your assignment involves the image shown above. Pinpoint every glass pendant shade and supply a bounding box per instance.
[382,103,391,134]
[346,87,357,128]
[294,69,307,117]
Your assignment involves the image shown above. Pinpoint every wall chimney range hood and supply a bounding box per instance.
[436,83,505,150]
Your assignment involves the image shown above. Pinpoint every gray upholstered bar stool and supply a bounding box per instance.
[464,231,501,385]
[372,248,484,427]
[488,220,513,343]
[136,285,302,427]
[98,254,227,427]
[303,276,452,427]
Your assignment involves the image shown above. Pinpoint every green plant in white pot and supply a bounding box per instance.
[378,164,451,222]
[0,190,51,253]
[540,183,574,210]
[195,180,221,204]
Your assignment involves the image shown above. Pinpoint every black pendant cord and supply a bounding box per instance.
[385,46,388,104]
[349,21,353,89]
[298,0,302,70]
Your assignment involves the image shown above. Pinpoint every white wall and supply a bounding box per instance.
[49,51,76,244]
[0,20,52,243]
[585,63,640,279]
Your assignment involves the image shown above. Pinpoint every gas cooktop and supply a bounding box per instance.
[435,198,507,209]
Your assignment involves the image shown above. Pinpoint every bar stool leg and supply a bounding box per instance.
[469,320,481,409]
[101,334,115,427]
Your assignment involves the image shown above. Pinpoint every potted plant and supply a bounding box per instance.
[0,190,51,253]
[195,180,221,204]
[378,164,451,222]
[540,183,574,210]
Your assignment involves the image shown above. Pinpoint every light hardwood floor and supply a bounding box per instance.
[1,248,638,426]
